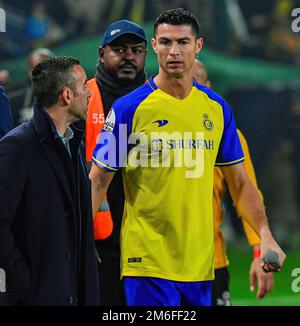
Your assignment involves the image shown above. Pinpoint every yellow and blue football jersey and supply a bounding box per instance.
[93,76,244,282]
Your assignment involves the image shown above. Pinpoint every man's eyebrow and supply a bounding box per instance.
[131,43,146,47]
[158,37,171,41]
[158,36,191,41]
[177,37,191,41]
[113,42,145,47]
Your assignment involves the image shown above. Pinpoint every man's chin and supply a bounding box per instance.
[167,70,184,79]
[117,71,136,81]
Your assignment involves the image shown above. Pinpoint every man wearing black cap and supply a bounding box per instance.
[85,20,147,306]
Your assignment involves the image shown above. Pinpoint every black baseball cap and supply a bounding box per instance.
[102,20,147,47]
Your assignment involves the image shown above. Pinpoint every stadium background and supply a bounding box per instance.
[0,0,299,306]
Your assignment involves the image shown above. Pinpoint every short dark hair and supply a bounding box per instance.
[32,56,80,108]
[154,8,200,38]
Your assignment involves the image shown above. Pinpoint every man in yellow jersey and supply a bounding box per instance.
[90,8,285,306]
[192,60,274,306]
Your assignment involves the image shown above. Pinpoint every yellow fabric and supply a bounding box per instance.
[213,129,262,269]
[120,86,244,281]
[121,87,223,281]
[93,79,244,281]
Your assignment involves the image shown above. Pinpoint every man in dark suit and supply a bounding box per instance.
[0,56,99,306]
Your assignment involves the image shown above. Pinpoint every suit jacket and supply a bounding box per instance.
[0,104,99,305]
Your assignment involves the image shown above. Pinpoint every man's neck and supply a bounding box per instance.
[154,70,194,100]
[46,105,70,135]
[96,62,146,96]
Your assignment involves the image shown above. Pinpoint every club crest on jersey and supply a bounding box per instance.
[203,113,213,131]
[103,109,116,133]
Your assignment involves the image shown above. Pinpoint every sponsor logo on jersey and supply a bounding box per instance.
[151,138,214,152]
[152,119,168,127]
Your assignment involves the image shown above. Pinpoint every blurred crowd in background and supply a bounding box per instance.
[1,0,300,64]
[0,0,300,250]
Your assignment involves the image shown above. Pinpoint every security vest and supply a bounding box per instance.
[86,77,113,240]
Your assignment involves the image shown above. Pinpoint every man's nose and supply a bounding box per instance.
[124,48,134,60]
[169,43,180,56]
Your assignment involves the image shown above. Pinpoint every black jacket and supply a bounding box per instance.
[0,105,99,305]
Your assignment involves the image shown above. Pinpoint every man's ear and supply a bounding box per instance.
[99,46,105,64]
[196,37,204,55]
[151,38,157,53]
[60,87,72,106]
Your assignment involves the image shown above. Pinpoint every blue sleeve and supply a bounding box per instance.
[0,86,14,139]
[215,99,244,166]
[92,83,153,172]
[92,99,133,172]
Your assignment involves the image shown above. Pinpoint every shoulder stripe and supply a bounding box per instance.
[92,156,118,172]
[147,76,158,91]
[112,81,155,136]
[147,80,156,91]
[193,82,225,108]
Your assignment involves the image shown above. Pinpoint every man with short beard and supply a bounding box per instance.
[85,20,147,306]
[0,56,99,305]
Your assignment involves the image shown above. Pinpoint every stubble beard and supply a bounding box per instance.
[68,105,86,123]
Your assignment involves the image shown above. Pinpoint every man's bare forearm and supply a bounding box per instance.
[222,164,268,237]
[89,163,115,218]
[235,180,268,237]
[221,163,286,270]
